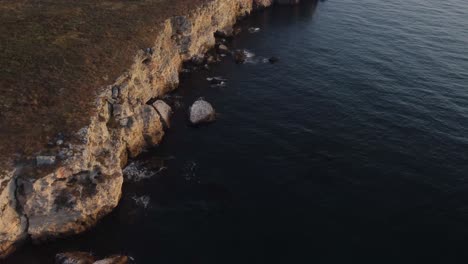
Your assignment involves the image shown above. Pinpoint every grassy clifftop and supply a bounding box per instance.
[0,0,209,167]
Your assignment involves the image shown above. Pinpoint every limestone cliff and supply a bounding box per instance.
[0,0,301,258]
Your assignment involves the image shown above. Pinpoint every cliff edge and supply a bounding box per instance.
[0,0,301,258]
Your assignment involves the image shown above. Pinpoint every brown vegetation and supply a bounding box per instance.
[0,0,210,167]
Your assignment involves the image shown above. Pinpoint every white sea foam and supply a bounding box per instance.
[132,195,151,209]
[248,27,261,33]
[238,49,259,64]
[183,160,198,182]
[123,162,166,182]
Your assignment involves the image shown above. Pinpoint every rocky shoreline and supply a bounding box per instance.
[0,0,302,259]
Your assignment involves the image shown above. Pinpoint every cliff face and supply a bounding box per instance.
[0,0,300,258]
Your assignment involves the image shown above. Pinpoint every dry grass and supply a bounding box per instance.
[0,0,210,167]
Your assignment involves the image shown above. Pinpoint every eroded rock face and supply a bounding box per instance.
[0,173,28,258]
[152,100,173,128]
[121,105,164,158]
[189,99,216,125]
[22,169,123,241]
[0,0,302,258]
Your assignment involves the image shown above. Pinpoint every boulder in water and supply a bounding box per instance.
[217,44,229,54]
[191,55,205,66]
[268,56,279,64]
[189,99,216,125]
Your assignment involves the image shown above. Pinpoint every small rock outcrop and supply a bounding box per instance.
[55,252,128,264]
[269,56,280,64]
[189,99,216,125]
[55,252,96,264]
[233,50,248,64]
[207,76,228,86]
[191,55,205,66]
[152,100,173,128]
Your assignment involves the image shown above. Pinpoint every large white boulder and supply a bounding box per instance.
[189,99,216,125]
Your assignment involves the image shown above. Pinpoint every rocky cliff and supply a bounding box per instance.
[0,0,301,258]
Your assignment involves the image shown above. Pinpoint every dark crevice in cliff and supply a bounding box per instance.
[12,175,31,247]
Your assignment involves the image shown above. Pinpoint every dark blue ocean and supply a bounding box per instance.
[8,0,468,263]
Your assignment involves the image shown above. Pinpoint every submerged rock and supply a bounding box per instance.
[233,50,248,64]
[269,56,279,64]
[207,76,227,86]
[205,54,218,64]
[189,99,216,125]
[233,49,256,64]
[152,100,172,128]
[233,27,242,35]
[131,195,151,209]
